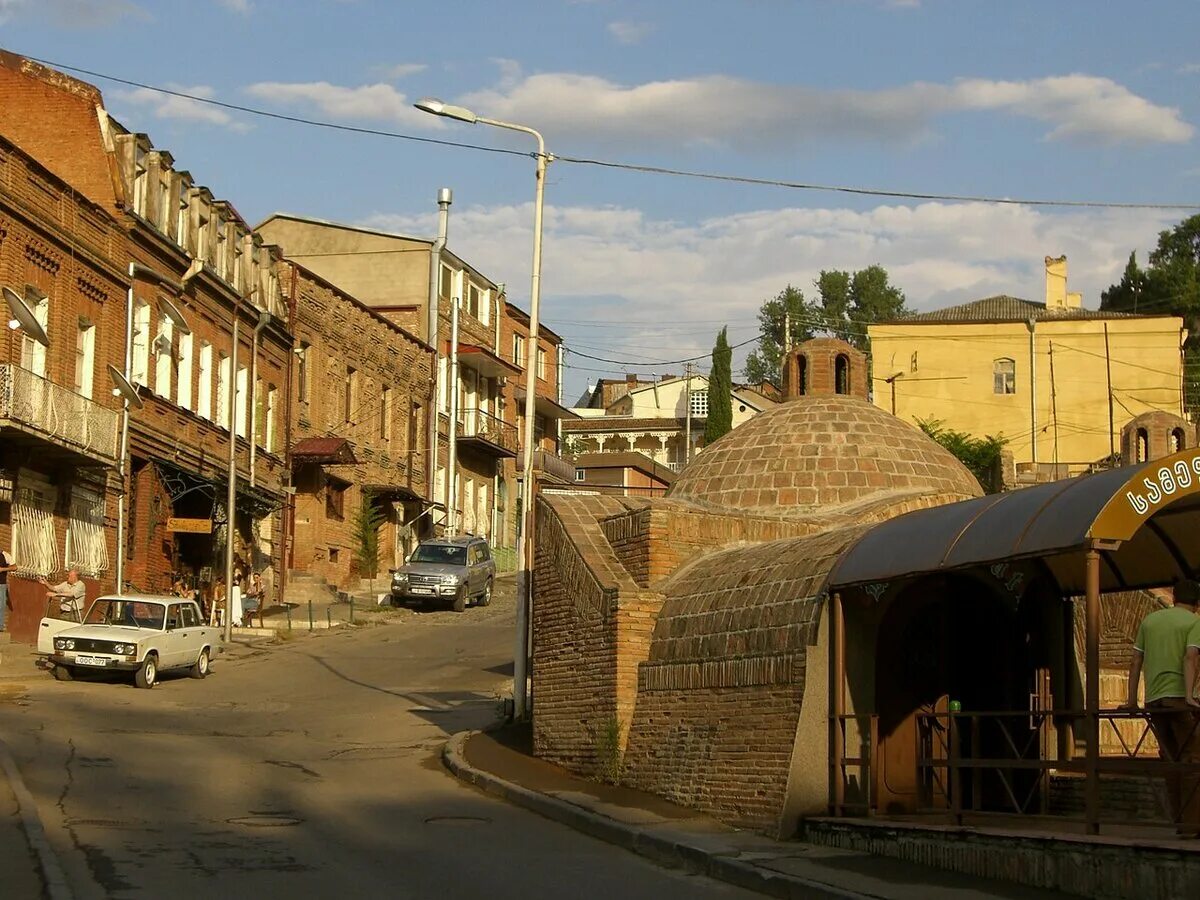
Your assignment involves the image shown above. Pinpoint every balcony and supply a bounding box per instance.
[446,409,518,458]
[0,364,120,466]
[530,448,577,484]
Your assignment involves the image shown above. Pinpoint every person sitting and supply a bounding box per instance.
[40,569,86,620]
[242,572,264,626]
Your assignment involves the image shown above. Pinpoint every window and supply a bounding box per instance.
[1136,428,1149,463]
[182,604,200,628]
[575,469,586,482]
[235,364,249,438]
[467,283,480,319]
[993,358,1016,395]
[796,354,808,396]
[131,300,151,386]
[834,354,850,395]
[154,313,174,400]
[344,367,357,423]
[19,288,49,378]
[65,486,108,576]
[689,390,708,418]
[536,347,546,380]
[297,342,310,403]
[74,319,95,398]
[513,334,526,368]
[1172,428,1187,454]
[12,470,58,577]
[410,401,422,459]
[197,341,213,419]
[265,385,277,452]
[177,331,193,410]
[380,386,392,441]
[217,352,231,428]
[329,547,340,564]
[439,264,453,301]
[326,479,347,520]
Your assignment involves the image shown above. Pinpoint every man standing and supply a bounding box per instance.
[0,546,14,632]
[41,569,86,620]
[1127,579,1200,837]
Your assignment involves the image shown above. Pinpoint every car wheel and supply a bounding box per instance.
[189,647,210,680]
[451,589,466,613]
[477,580,492,607]
[135,653,158,689]
[53,665,73,682]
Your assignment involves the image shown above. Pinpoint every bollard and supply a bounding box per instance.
[326,608,332,629]
[308,598,314,632]
[286,605,292,631]
[350,597,355,624]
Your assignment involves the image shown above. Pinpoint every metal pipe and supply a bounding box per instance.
[427,189,451,521]
[248,308,271,488]
[1027,318,1038,467]
[224,310,240,643]
[447,296,461,535]
[1084,545,1101,834]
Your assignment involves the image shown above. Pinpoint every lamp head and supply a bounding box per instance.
[414,97,478,124]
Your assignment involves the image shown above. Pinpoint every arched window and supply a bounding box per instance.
[1136,428,1149,463]
[834,354,850,395]
[796,354,808,396]
[993,358,1016,395]
[1172,427,1186,453]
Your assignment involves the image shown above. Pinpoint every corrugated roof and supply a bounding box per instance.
[290,436,357,463]
[571,451,676,484]
[884,295,1142,325]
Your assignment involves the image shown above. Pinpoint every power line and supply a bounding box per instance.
[28,55,1200,212]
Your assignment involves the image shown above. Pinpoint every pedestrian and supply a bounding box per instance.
[0,546,15,633]
[1126,578,1200,837]
[242,572,263,626]
[40,569,86,621]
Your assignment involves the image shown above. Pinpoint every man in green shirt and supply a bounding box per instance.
[1127,578,1200,836]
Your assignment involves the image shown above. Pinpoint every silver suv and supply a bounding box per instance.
[390,535,496,612]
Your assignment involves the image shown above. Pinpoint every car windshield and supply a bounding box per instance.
[85,599,167,630]
[410,544,467,565]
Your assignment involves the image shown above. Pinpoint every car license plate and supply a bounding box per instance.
[74,655,109,667]
[411,587,434,595]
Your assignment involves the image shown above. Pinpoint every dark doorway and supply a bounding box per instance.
[874,575,1033,815]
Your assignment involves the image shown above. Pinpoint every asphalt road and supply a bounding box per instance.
[0,580,758,899]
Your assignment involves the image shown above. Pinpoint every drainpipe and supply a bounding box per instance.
[1027,318,1038,467]
[447,295,461,535]
[248,307,271,488]
[427,189,451,527]
[280,263,298,603]
[494,285,503,354]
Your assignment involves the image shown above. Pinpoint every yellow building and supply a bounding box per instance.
[867,257,1186,469]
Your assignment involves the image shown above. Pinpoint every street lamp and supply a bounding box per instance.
[415,97,551,720]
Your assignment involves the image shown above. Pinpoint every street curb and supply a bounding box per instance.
[442,731,868,900]
[0,735,72,900]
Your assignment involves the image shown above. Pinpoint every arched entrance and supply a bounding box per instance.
[874,574,1031,814]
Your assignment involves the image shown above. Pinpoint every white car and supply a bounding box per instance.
[44,595,221,689]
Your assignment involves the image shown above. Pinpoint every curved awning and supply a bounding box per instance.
[827,448,1200,595]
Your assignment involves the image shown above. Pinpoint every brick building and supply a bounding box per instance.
[0,132,126,643]
[284,261,433,588]
[0,52,292,618]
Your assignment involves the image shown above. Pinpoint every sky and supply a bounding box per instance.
[2,0,1198,400]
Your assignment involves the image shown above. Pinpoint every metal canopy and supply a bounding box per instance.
[827,447,1200,596]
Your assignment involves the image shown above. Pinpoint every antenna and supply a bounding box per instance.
[107,364,144,409]
[3,285,49,347]
[157,294,191,335]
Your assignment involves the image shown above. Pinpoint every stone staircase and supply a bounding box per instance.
[283,571,338,607]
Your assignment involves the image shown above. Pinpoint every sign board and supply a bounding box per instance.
[167,517,213,534]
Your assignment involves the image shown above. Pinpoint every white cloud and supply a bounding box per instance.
[217,0,251,14]
[456,71,1192,148]
[376,62,427,80]
[113,84,245,129]
[607,20,654,45]
[242,81,431,127]
[0,0,143,27]
[1179,63,1200,75]
[357,199,1176,390]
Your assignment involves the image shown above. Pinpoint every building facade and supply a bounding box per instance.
[284,261,433,588]
[867,256,1185,471]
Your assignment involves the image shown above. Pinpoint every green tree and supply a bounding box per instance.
[352,494,385,581]
[705,327,733,443]
[1101,215,1200,411]
[917,418,1007,494]
[742,267,909,388]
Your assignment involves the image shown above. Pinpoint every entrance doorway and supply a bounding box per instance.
[874,576,1034,815]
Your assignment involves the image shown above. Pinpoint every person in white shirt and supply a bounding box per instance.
[41,569,86,620]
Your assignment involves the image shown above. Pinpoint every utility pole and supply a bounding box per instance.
[447,295,461,535]
[1103,323,1115,462]
[684,362,693,465]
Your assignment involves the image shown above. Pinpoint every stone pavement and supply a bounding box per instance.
[444,727,1078,900]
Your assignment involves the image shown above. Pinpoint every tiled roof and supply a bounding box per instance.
[886,295,1140,325]
[290,436,357,463]
[562,417,685,433]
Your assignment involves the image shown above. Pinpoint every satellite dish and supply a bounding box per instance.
[107,364,144,410]
[157,294,191,335]
[3,285,49,348]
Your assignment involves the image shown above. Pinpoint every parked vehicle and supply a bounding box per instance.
[390,535,496,612]
[44,595,220,689]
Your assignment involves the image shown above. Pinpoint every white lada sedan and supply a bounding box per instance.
[45,595,220,689]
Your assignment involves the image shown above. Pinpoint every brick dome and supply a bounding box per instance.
[666,396,981,515]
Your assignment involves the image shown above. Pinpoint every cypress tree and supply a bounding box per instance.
[705,327,733,444]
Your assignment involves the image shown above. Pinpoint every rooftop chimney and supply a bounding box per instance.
[1045,255,1082,309]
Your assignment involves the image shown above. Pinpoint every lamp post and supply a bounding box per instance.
[415,97,551,720]
[114,264,191,596]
